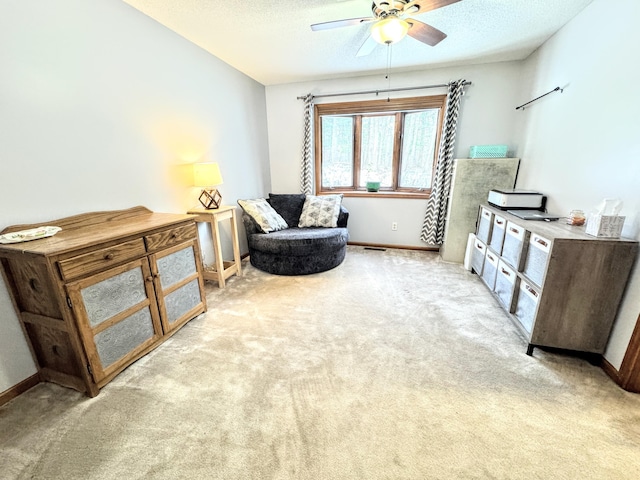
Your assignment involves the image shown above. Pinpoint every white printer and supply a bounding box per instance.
[488,189,545,209]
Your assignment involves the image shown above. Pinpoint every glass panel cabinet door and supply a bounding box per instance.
[150,240,205,334]
[66,259,162,383]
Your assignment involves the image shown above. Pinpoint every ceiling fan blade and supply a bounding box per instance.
[356,35,378,57]
[406,19,447,46]
[311,17,374,31]
[403,0,462,15]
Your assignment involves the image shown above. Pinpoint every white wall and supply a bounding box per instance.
[0,0,270,393]
[514,0,640,368]
[265,62,523,247]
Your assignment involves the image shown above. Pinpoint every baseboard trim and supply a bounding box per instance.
[348,241,439,252]
[601,357,623,385]
[241,245,438,255]
[0,373,40,407]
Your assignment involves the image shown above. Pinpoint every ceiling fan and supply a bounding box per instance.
[311,0,462,57]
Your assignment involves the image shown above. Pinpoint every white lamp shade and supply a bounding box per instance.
[193,162,223,187]
[370,16,410,45]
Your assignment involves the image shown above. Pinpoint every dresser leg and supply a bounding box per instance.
[526,344,535,356]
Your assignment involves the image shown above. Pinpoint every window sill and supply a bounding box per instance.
[319,190,431,200]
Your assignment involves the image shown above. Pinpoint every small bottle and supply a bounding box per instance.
[567,209,585,226]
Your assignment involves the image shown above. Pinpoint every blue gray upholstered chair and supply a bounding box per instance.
[241,193,349,275]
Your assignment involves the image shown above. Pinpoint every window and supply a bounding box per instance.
[314,95,446,198]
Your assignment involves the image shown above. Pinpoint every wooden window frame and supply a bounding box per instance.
[314,95,447,199]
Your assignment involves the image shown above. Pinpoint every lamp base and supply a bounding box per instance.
[199,189,222,209]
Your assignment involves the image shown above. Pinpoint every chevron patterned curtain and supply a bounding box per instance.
[300,94,314,195]
[420,79,467,245]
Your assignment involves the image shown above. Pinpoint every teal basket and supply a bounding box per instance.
[469,145,509,158]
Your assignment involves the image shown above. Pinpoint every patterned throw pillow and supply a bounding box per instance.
[238,199,288,233]
[298,194,343,228]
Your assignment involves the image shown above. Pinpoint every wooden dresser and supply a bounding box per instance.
[0,206,207,397]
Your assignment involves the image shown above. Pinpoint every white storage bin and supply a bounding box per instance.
[514,280,540,334]
[481,249,499,290]
[477,207,493,243]
[494,260,518,312]
[501,221,527,270]
[470,239,487,275]
[489,214,507,254]
[523,234,551,287]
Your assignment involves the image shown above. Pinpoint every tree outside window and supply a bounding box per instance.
[314,95,446,198]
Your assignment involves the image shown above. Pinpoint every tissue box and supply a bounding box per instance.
[585,214,625,238]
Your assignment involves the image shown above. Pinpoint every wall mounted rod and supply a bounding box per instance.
[516,86,562,110]
[297,81,472,100]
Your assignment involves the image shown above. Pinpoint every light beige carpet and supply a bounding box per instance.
[1,246,639,480]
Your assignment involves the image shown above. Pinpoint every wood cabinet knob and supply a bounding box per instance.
[104,253,115,260]
[29,278,41,292]
[146,276,154,282]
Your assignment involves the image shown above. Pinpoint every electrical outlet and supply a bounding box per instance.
[391,222,398,231]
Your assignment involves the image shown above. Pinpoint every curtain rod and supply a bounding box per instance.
[296,81,472,100]
[516,86,562,110]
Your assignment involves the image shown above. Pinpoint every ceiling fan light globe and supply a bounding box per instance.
[370,16,410,45]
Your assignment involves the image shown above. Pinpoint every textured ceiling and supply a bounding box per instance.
[122,0,594,85]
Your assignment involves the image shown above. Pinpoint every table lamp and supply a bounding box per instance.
[193,162,224,209]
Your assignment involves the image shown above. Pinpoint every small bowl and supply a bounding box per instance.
[366,181,380,192]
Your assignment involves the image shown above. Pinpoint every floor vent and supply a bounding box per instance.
[364,247,387,251]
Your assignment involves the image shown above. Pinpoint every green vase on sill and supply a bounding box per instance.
[366,181,380,192]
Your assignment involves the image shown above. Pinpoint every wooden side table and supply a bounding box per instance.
[187,205,242,288]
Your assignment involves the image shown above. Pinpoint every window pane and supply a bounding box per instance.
[321,116,354,187]
[400,110,440,189]
[360,115,395,187]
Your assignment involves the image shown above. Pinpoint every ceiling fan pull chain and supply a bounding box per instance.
[386,43,393,102]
